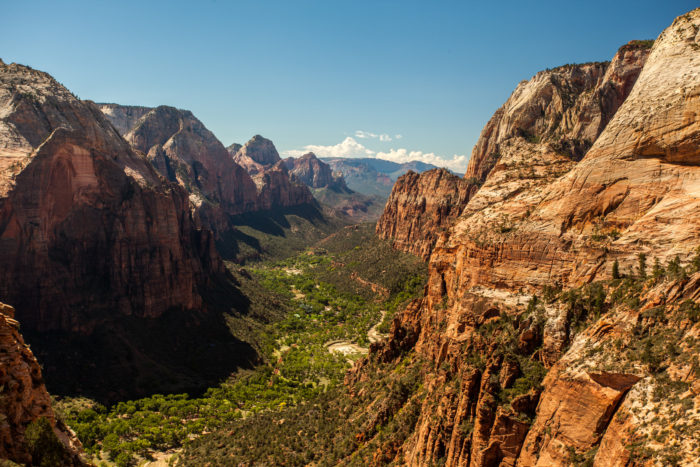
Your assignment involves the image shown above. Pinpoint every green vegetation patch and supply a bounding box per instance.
[59,226,427,466]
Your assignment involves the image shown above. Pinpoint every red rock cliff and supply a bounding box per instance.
[0,62,222,331]
[118,105,260,234]
[0,62,256,401]
[230,135,315,209]
[376,168,475,260]
[346,10,700,467]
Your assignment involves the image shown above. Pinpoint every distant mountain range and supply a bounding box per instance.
[322,157,460,198]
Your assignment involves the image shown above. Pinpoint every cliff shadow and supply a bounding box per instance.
[26,279,261,404]
[229,202,327,236]
[218,203,348,263]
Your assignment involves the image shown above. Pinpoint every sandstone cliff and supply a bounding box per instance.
[377,39,651,260]
[345,9,700,466]
[230,134,281,168]
[284,152,348,190]
[464,39,651,183]
[229,135,315,209]
[0,62,254,400]
[120,105,259,232]
[100,107,318,234]
[0,302,84,465]
[0,62,222,330]
[376,168,475,259]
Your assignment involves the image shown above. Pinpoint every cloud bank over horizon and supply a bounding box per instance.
[282,134,468,172]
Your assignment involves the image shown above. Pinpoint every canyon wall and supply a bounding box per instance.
[376,168,475,260]
[377,40,651,260]
[351,9,700,466]
[0,63,222,331]
[100,106,316,233]
[0,62,255,400]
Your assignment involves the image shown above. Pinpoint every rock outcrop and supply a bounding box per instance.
[376,168,475,259]
[464,39,651,183]
[229,135,315,209]
[97,103,151,136]
[100,108,318,233]
[0,62,223,330]
[0,302,84,465]
[284,152,348,190]
[344,9,700,467]
[231,134,281,168]
[120,105,259,229]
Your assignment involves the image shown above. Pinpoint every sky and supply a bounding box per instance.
[1,1,696,171]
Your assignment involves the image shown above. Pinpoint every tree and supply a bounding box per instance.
[652,257,664,281]
[612,260,620,280]
[637,253,647,279]
[24,417,67,467]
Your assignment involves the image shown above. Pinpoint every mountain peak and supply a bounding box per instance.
[238,134,281,166]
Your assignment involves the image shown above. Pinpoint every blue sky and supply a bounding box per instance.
[2,1,696,171]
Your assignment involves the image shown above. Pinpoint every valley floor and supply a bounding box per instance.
[53,224,426,467]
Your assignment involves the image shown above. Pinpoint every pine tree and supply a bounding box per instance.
[652,257,664,281]
[612,259,620,280]
[637,253,647,279]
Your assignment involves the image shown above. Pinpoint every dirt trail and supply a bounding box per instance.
[324,340,368,356]
[367,310,388,344]
[325,310,388,358]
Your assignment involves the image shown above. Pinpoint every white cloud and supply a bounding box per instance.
[282,137,374,159]
[355,130,393,142]
[375,149,468,172]
[282,136,467,172]
[394,134,403,140]
[355,130,377,139]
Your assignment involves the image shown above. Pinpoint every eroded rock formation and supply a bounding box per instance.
[348,9,700,466]
[0,63,222,330]
[101,108,317,233]
[377,39,651,260]
[376,168,475,259]
[229,135,315,209]
[284,152,348,190]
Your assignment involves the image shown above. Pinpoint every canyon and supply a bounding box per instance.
[0,6,698,467]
